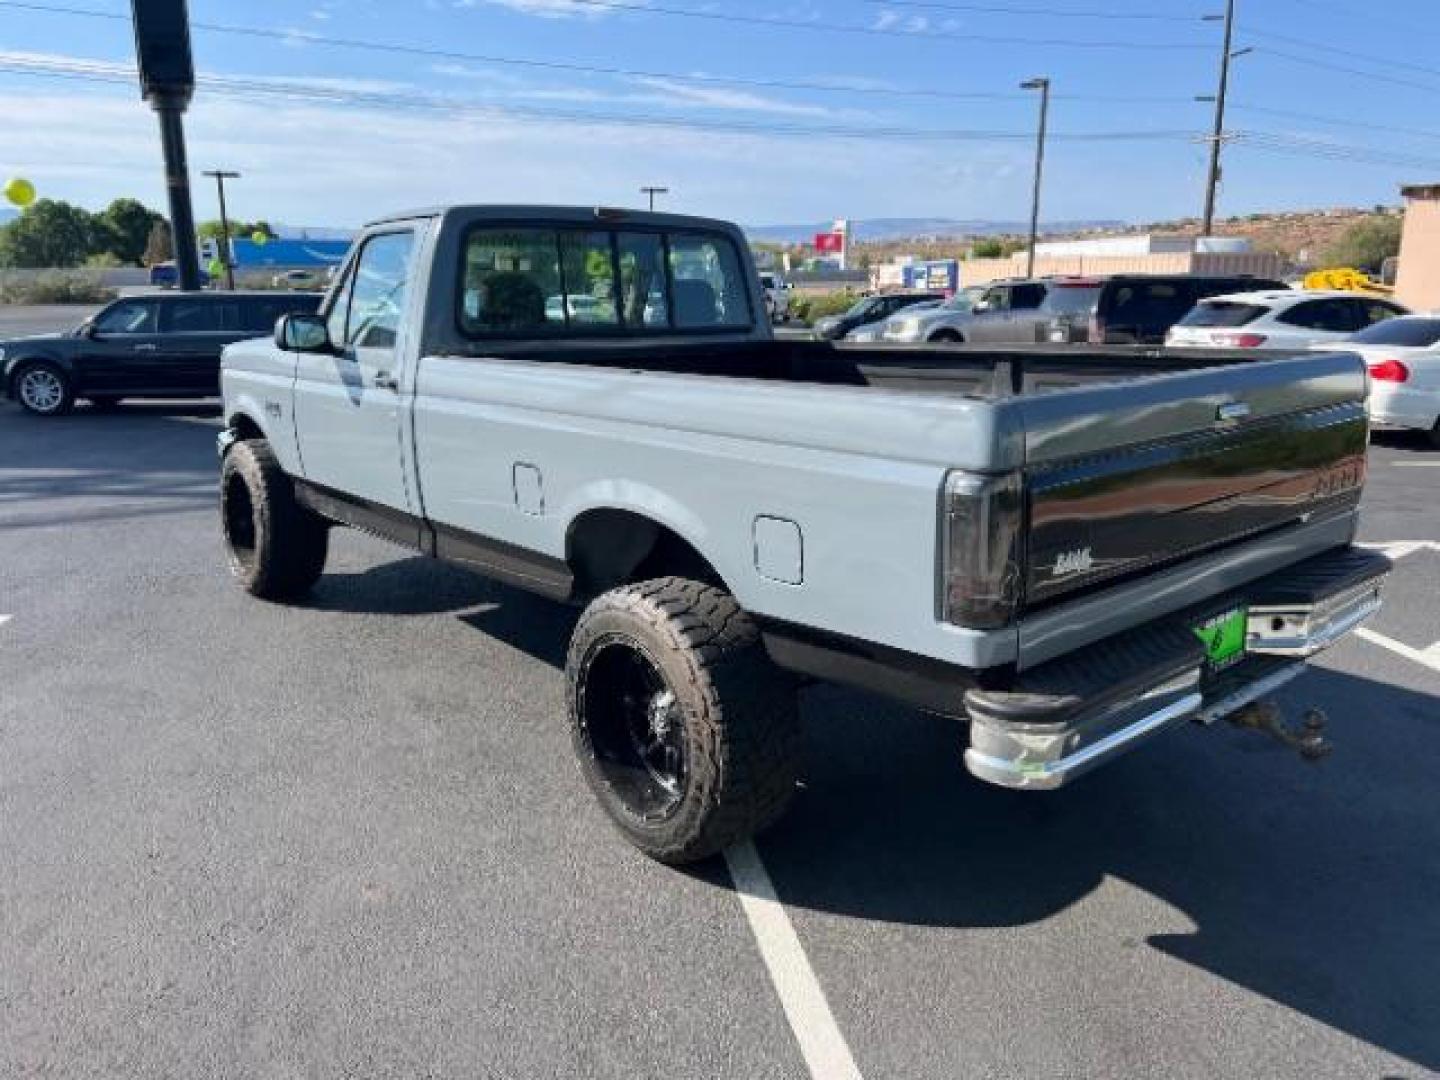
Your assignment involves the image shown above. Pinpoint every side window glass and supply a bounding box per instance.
[618,232,669,328]
[668,234,750,328]
[461,228,563,333]
[1278,301,1324,329]
[326,260,356,345]
[558,231,618,326]
[980,288,1007,312]
[1012,284,1046,310]
[166,300,222,333]
[348,231,416,349]
[94,301,155,335]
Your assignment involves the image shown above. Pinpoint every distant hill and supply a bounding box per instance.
[745,217,1126,244]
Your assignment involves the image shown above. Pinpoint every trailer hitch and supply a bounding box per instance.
[1227,701,1332,761]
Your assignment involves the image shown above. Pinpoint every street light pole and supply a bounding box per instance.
[1201,0,1239,236]
[1020,77,1050,279]
[203,169,240,290]
[640,185,668,211]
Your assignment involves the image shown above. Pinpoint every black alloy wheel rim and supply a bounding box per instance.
[579,637,689,822]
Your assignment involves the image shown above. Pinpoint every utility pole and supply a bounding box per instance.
[1020,77,1050,279]
[1200,0,1250,235]
[640,185,668,211]
[203,169,240,290]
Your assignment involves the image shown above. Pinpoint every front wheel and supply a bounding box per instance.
[14,363,74,416]
[220,438,329,600]
[566,577,801,864]
[930,329,963,344]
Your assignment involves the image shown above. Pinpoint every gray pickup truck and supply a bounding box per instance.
[217,205,1388,864]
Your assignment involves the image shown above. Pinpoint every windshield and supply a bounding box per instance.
[1349,317,1440,347]
[1178,301,1268,328]
[844,298,878,319]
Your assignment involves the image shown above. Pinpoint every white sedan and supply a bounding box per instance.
[1166,289,1409,352]
[1325,315,1440,447]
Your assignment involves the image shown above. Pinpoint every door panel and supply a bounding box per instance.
[157,298,236,394]
[76,299,163,393]
[293,230,417,513]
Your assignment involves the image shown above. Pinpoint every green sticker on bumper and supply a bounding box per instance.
[1195,607,1248,667]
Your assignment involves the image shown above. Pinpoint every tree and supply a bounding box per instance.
[0,199,97,268]
[143,219,174,266]
[96,198,164,266]
[1322,214,1402,271]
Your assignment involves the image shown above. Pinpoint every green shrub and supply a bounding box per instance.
[797,290,861,325]
[0,272,118,305]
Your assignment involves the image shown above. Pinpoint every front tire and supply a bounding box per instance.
[14,362,74,416]
[930,329,963,344]
[220,438,329,600]
[566,577,801,864]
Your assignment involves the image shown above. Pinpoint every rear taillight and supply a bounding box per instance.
[1211,332,1268,348]
[941,472,1025,629]
[1367,358,1411,383]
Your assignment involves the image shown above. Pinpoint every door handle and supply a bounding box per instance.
[373,371,399,391]
[133,343,158,352]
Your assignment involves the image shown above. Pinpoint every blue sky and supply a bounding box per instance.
[2,0,1439,231]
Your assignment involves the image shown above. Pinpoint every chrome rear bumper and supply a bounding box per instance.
[962,545,1389,791]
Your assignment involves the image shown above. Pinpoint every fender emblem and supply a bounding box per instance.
[265,401,283,419]
[1053,547,1094,577]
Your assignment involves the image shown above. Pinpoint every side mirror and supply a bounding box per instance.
[973,300,992,313]
[276,312,333,353]
[77,320,96,339]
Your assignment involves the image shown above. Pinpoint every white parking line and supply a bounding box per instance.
[725,841,864,1080]
[1355,627,1440,675]
[0,615,11,628]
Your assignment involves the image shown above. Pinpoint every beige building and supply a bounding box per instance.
[1395,183,1440,312]
[961,249,1287,288]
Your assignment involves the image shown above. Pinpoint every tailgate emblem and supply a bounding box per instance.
[1053,547,1094,577]
[1216,400,1250,422]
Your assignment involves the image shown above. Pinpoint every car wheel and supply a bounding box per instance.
[87,396,124,411]
[221,438,330,600]
[566,576,801,864]
[930,329,963,344]
[14,362,74,416]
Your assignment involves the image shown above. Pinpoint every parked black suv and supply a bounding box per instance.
[3,291,323,416]
[1041,274,1290,345]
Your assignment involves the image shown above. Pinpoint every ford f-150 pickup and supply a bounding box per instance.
[217,205,1389,864]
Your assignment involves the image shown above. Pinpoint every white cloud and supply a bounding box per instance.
[451,0,628,19]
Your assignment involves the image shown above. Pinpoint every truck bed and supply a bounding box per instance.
[435,338,1307,399]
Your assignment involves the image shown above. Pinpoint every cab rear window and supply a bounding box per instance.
[457,226,751,337]
[1177,301,1268,328]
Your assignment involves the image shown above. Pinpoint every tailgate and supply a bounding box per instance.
[1017,352,1368,608]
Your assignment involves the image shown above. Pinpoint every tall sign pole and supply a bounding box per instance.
[132,0,200,290]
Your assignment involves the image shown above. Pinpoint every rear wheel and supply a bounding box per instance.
[14,363,73,416]
[566,577,801,864]
[930,329,963,344]
[221,438,329,600]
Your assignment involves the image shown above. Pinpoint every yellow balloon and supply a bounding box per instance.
[251,230,268,246]
[4,176,36,208]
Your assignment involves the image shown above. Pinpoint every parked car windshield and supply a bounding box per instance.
[1349,316,1440,347]
[1177,301,1269,328]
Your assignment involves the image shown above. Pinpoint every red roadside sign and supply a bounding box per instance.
[813,232,844,253]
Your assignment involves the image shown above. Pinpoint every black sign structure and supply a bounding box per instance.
[132,0,201,290]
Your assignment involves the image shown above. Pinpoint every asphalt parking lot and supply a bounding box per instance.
[1,312,1437,1079]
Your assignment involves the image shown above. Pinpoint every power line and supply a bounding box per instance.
[1230,102,1440,144]
[857,0,1206,20]
[0,58,1209,143]
[1245,27,1440,82]
[0,0,1210,50]
[1253,46,1440,96]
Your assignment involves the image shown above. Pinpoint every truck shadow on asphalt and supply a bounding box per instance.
[756,668,1440,1072]
[346,565,1438,1072]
